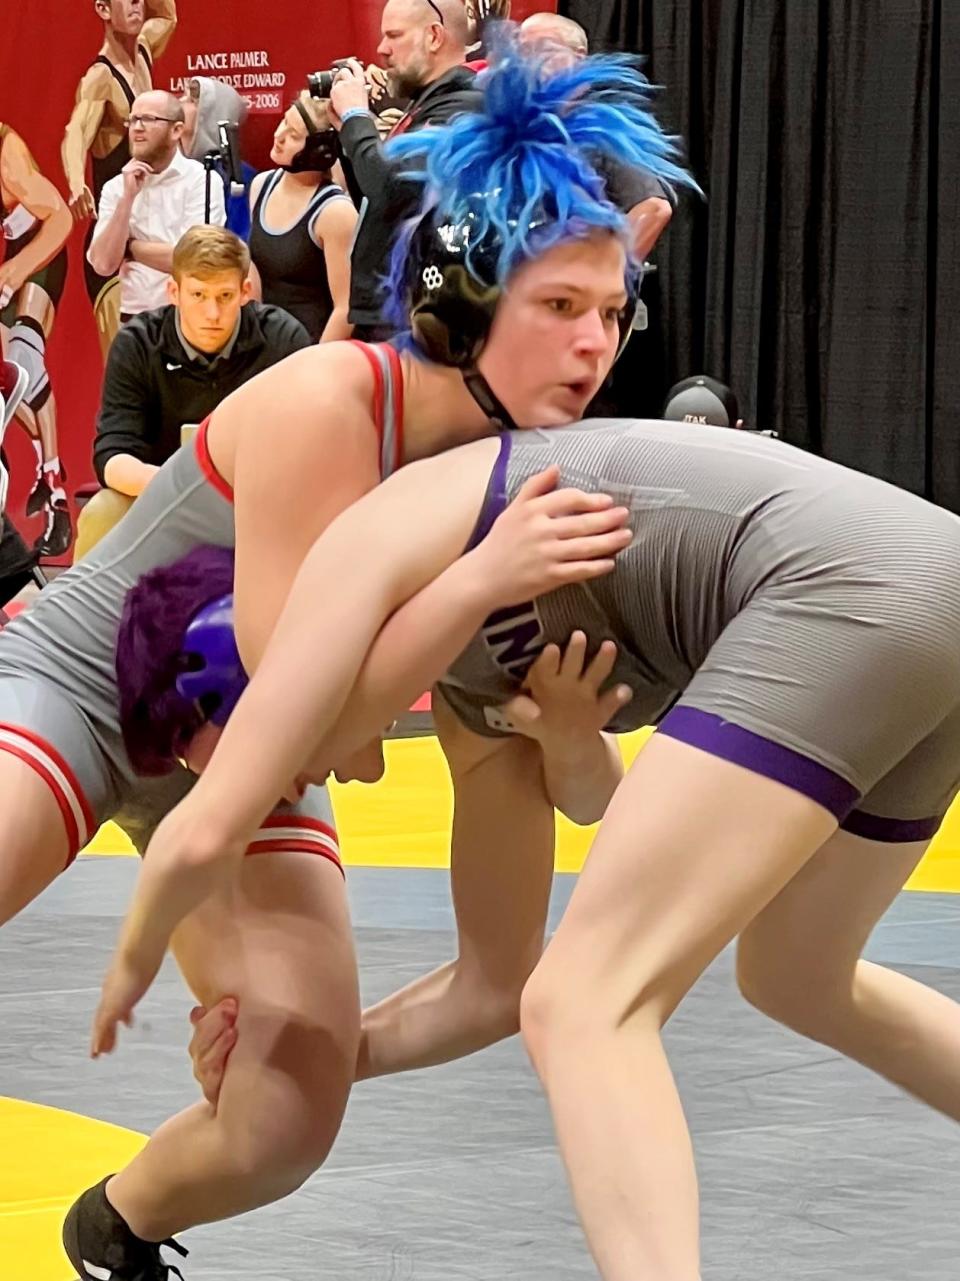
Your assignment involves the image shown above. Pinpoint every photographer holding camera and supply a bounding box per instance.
[325,0,482,340]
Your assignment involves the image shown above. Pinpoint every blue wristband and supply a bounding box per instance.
[340,107,372,124]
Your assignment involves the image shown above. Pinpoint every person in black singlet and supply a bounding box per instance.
[248,93,357,342]
[61,0,178,360]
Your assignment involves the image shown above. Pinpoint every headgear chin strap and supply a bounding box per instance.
[283,101,339,174]
[462,371,516,432]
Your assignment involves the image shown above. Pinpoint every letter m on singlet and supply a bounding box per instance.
[483,601,545,680]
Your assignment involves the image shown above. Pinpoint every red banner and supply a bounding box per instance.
[1,0,554,565]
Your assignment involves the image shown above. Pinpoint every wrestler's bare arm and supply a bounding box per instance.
[141,0,178,61]
[218,342,381,675]
[199,444,629,839]
[61,65,111,213]
[0,132,71,282]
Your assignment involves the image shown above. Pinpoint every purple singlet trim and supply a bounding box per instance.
[840,809,943,844]
[658,706,860,820]
[464,432,513,552]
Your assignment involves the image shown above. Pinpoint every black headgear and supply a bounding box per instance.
[284,101,339,174]
[403,205,640,429]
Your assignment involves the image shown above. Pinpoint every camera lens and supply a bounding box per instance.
[308,70,336,99]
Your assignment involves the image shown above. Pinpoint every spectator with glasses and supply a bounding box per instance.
[329,0,482,340]
[87,90,225,324]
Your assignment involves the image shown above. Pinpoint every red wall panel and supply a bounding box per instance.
[0,0,555,561]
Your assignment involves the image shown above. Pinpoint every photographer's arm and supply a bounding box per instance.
[331,61,407,201]
[337,113,400,200]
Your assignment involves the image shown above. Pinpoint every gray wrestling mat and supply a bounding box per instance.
[3,860,959,1279]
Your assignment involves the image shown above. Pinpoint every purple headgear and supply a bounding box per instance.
[176,593,247,727]
[116,545,242,776]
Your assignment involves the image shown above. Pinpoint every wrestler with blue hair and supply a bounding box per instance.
[87,49,960,1276]
[25,34,700,1280]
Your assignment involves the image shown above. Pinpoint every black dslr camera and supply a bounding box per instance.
[307,60,356,99]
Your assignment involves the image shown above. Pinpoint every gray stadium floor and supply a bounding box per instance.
[3,858,960,1279]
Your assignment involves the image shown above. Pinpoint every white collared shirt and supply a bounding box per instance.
[91,148,226,315]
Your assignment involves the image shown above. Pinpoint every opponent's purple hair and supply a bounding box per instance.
[116,545,236,776]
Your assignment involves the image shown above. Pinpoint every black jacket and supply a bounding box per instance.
[93,302,311,486]
[339,66,483,326]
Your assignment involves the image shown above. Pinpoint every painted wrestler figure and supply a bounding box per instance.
[0,123,73,555]
[62,0,178,359]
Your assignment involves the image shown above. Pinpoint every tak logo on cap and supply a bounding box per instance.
[662,375,740,429]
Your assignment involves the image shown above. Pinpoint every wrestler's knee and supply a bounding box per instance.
[222,1017,355,1191]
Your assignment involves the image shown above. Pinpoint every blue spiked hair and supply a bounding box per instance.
[381,26,698,390]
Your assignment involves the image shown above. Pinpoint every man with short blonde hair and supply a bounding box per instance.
[75,227,308,559]
[171,222,251,282]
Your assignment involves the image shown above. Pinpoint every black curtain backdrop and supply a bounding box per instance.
[561,0,960,508]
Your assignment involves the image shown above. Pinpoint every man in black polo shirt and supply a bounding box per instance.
[329,0,483,340]
[76,225,309,558]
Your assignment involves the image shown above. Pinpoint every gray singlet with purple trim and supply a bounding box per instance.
[439,418,960,842]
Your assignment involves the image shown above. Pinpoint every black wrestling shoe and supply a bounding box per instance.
[25,474,51,516]
[62,1178,189,1280]
[27,460,69,516]
[34,498,72,558]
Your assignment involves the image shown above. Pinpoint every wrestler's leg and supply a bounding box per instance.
[7,282,72,554]
[519,734,837,1281]
[14,283,58,457]
[0,681,104,922]
[0,752,73,923]
[738,705,960,1120]
[95,799,358,1239]
[84,237,121,363]
[736,829,960,1116]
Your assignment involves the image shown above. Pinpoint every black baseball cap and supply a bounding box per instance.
[662,376,740,428]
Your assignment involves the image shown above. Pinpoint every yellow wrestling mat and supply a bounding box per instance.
[82,729,960,891]
[0,1098,146,1277]
[8,731,960,1275]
